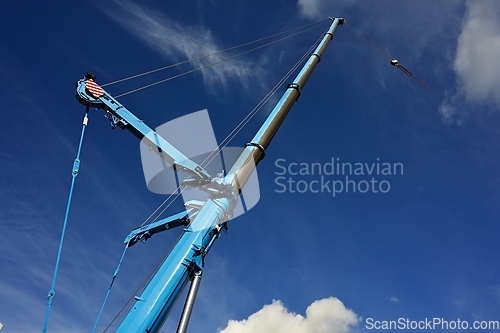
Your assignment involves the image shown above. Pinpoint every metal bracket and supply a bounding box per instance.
[182,174,235,200]
[245,142,266,158]
[312,52,322,63]
[286,83,301,100]
[124,210,194,247]
[104,112,127,129]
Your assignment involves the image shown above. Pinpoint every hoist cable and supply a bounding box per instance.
[344,21,427,88]
[138,191,179,227]
[42,109,90,333]
[175,32,323,190]
[102,233,185,332]
[142,28,326,226]
[101,19,328,88]
[102,27,326,329]
[114,22,329,98]
[91,245,128,333]
[136,23,328,227]
[149,29,324,223]
[344,21,392,61]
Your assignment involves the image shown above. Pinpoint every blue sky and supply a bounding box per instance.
[1,0,500,332]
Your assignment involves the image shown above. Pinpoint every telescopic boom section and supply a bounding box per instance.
[226,17,343,192]
[75,17,342,333]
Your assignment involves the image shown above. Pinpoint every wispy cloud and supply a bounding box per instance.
[490,285,500,302]
[439,0,500,124]
[99,0,267,95]
[386,295,399,303]
[298,0,358,19]
[297,0,462,90]
[218,297,360,333]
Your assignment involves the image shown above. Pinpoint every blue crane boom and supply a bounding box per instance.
[75,17,343,333]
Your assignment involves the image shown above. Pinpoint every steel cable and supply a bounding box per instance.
[101,29,327,331]
[134,23,328,227]
[142,29,326,226]
[113,22,328,98]
[344,21,427,87]
[101,19,327,88]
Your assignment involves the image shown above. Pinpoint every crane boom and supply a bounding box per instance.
[75,17,343,333]
[76,79,213,186]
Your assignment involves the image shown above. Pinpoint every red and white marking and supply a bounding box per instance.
[85,79,105,98]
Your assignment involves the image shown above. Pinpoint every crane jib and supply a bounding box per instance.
[72,17,344,333]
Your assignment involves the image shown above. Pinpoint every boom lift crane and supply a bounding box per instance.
[68,17,342,333]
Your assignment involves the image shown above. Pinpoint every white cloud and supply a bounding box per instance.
[440,0,500,123]
[454,0,500,103]
[438,89,465,125]
[100,0,264,94]
[297,0,321,20]
[297,0,358,19]
[218,297,360,333]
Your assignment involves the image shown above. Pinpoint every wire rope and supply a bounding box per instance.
[142,29,326,226]
[344,21,427,87]
[134,22,329,227]
[42,109,90,333]
[113,23,328,98]
[91,245,128,333]
[344,21,392,61]
[99,21,328,330]
[102,231,187,332]
[101,28,327,330]
[101,19,327,88]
